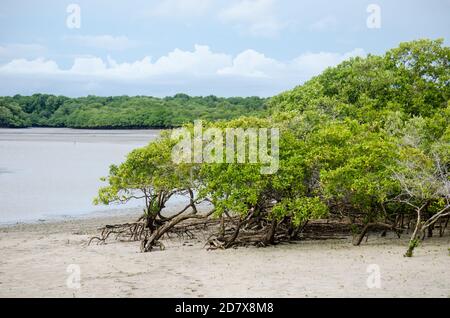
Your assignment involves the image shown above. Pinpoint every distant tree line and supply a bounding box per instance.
[0,94,267,129]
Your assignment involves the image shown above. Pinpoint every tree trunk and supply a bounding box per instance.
[145,213,156,232]
[289,220,308,240]
[263,219,278,245]
[353,223,371,246]
[141,189,203,253]
[427,224,434,238]
[142,209,201,252]
[405,209,422,257]
[353,222,401,246]
[224,219,243,249]
[219,215,225,240]
[440,217,449,237]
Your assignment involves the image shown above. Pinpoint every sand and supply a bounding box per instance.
[0,214,449,298]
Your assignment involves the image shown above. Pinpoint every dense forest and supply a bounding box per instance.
[0,94,267,129]
[92,39,450,257]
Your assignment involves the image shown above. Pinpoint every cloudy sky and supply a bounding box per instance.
[0,0,449,97]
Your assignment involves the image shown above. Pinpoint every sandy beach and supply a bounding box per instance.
[0,213,448,298]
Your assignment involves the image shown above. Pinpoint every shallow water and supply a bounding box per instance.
[0,128,161,224]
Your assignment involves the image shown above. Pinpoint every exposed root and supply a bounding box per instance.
[89,209,448,253]
[88,222,146,245]
[206,218,353,250]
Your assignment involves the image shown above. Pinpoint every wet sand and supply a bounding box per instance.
[0,214,449,298]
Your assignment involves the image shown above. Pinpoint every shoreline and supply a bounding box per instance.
[0,212,449,298]
[0,207,144,229]
[0,127,162,144]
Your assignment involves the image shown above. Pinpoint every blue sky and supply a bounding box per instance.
[0,0,449,97]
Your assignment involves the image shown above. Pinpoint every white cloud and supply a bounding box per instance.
[64,35,138,50]
[0,45,365,96]
[218,49,283,78]
[0,45,231,79]
[148,0,212,17]
[291,48,366,77]
[219,0,284,37]
[105,44,232,78]
[148,45,231,76]
[0,58,59,74]
[70,56,108,75]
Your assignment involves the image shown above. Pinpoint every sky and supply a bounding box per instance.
[0,0,449,97]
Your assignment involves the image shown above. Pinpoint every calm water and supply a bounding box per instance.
[0,128,161,224]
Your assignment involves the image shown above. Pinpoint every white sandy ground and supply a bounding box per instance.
[0,213,449,298]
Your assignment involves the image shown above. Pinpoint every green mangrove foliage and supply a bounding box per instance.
[0,94,267,128]
[92,132,205,251]
[0,99,31,128]
[92,39,449,256]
